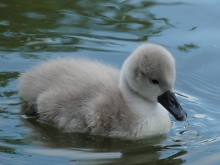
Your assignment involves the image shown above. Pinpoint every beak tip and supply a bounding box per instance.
[176,111,187,121]
[182,112,187,121]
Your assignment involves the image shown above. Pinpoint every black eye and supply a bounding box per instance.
[151,79,159,84]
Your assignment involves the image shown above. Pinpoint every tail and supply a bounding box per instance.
[25,103,39,118]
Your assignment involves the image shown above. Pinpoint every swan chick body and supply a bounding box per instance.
[18,43,186,138]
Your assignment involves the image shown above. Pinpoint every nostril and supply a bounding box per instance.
[169,97,176,107]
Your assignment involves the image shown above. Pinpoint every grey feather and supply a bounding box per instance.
[18,43,178,138]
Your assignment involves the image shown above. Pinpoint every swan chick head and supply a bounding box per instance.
[120,43,187,121]
[121,43,175,102]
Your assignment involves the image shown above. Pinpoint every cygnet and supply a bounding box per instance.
[18,43,187,138]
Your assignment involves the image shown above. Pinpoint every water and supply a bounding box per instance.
[1,0,220,164]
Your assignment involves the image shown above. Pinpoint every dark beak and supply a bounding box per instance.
[158,90,187,121]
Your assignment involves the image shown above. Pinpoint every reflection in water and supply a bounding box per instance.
[0,0,177,52]
[0,72,20,87]
[178,43,199,52]
[0,144,16,154]
[0,72,20,111]
[21,116,186,164]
